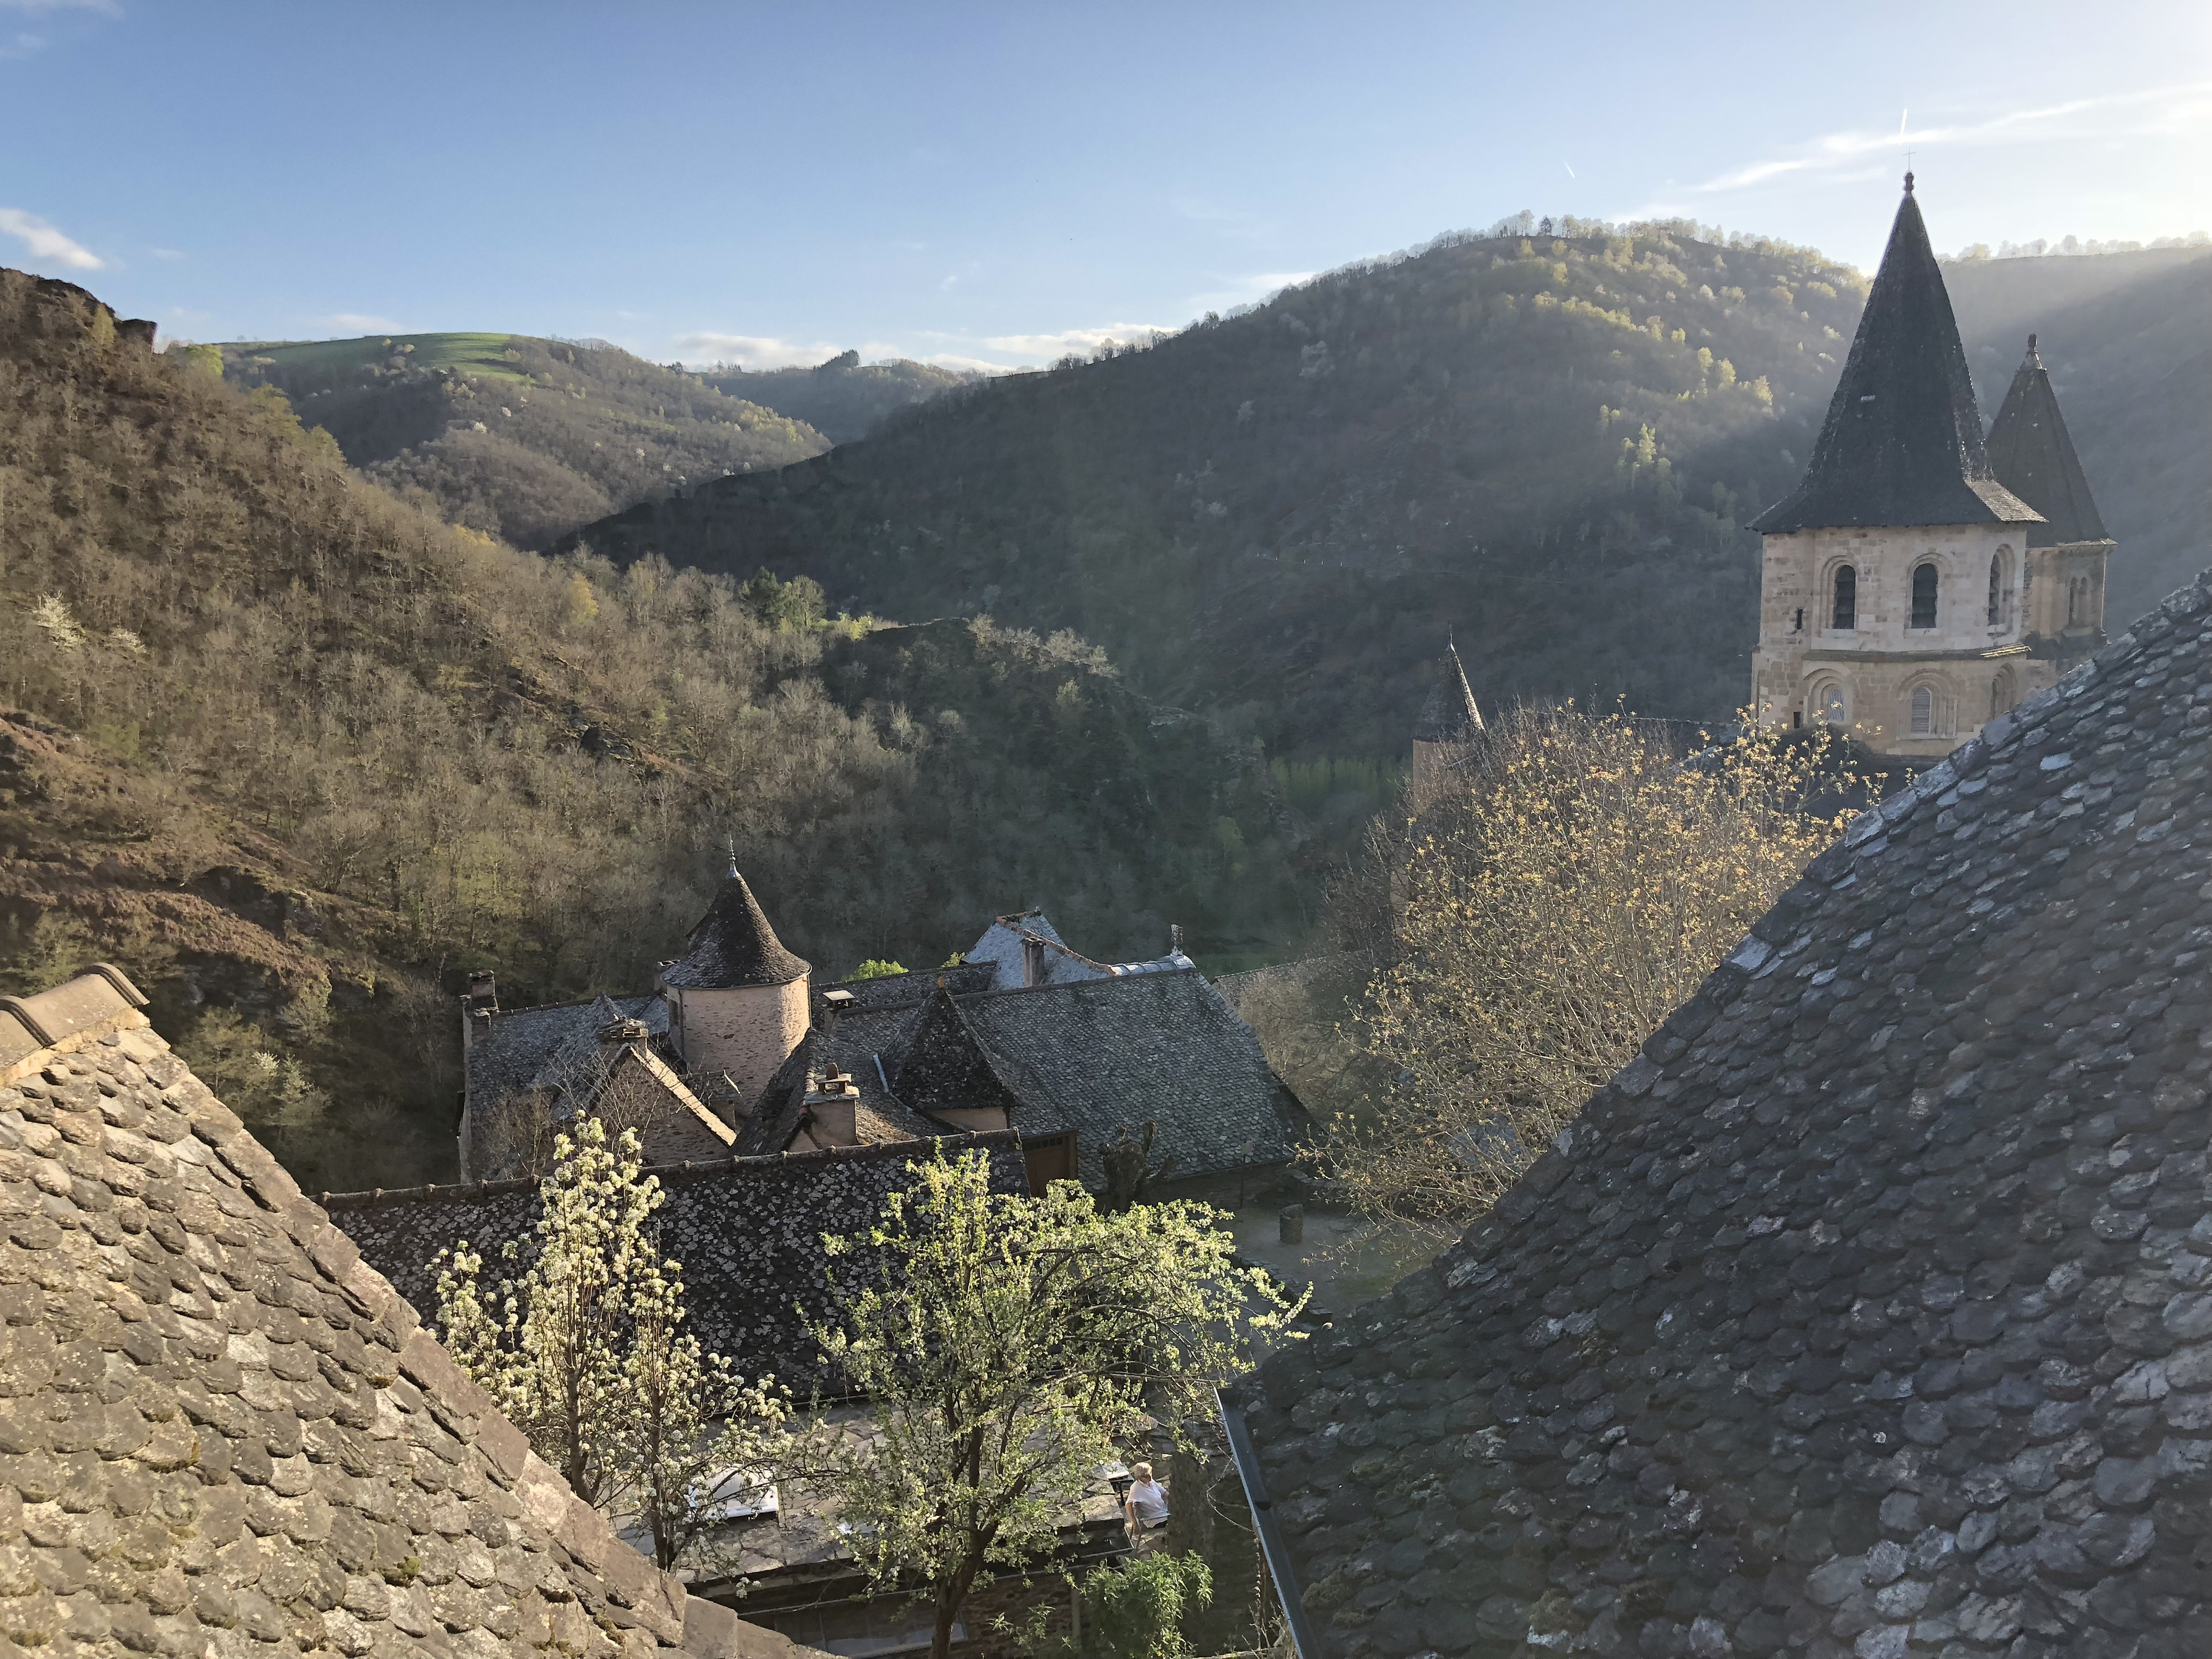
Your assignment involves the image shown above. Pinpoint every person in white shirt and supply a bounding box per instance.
[1124,1462,1168,1532]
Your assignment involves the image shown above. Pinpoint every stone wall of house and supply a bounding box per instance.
[671,979,810,1106]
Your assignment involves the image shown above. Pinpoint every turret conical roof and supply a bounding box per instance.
[1754,181,2040,534]
[660,868,810,989]
[1412,640,1485,745]
[1985,335,2109,546]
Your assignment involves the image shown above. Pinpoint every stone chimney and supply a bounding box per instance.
[598,1017,650,1050]
[820,987,855,1037]
[803,1062,862,1146]
[1021,933,1046,988]
[462,971,498,1050]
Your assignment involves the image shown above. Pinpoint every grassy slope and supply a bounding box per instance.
[3,269,1298,1192]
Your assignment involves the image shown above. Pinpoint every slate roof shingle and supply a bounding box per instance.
[0,971,819,1658]
[331,1133,1031,1395]
[1242,570,2212,1658]
[1755,185,2041,535]
[769,970,1304,1189]
[1986,338,2111,547]
[466,993,667,1109]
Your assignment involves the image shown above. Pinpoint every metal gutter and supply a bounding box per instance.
[1215,1384,1322,1659]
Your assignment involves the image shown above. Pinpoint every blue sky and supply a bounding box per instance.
[4,1,2208,369]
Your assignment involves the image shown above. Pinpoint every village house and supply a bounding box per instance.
[1228,184,2211,1659]
[1749,175,2116,759]
[0,965,831,1659]
[456,871,1308,1203]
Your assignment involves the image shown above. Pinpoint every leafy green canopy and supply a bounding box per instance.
[801,1151,1301,1659]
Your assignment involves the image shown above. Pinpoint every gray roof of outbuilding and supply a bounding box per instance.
[1242,575,2212,1658]
[0,973,820,1658]
[330,1133,1029,1397]
[660,871,810,990]
[1755,187,2041,535]
[1987,338,2111,547]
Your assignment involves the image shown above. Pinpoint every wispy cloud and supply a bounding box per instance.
[0,0,123,14]
[1623,81,2212,218]
[149,246,184,260]
[0,207,103,269]
[321,312,404,333]
[0,29,43,55]
[671,331,848,369]
[978,322,1172,363]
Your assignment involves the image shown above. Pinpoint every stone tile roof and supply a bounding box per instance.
[330,1133,1029,1396]
[828,962,995,1011]
[1242,572,2212,1658]
[659,872,810,991]
[0,971,818,1658]
[466,993,668,1110]
[1755,185,2041,536]
[1987,337,2111,547]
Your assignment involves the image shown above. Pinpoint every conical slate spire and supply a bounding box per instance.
[660,868,810,988]
[1985,335,2108,546]
[1754,183,2040,534]
[1413,639,1485,744]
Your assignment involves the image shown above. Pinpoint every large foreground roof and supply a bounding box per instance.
[0,969,819,1657]
[1245,575,2212,1656]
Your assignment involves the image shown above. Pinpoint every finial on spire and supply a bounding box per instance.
[1902,170,1914,195]
[725,836,739,881]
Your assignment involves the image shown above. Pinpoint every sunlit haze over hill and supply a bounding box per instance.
[3,0,2208,368]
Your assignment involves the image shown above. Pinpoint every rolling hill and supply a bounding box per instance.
[217,331,831,548]
[568,220,1873,759]
[571,223,2212,763]
[2,269,1298,1193]
[696,351,980,444]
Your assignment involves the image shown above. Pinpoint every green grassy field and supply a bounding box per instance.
[232,332,528,381]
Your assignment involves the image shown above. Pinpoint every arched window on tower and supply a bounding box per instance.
[1831,565,1856,630]
[1911,685,1935,736]
[2068,575,2090,627]
[1820,684,1847,726]
[1911,562,1939,629]
[1988,555,2002,626]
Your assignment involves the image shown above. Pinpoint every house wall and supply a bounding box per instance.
[1749,521,2099,760]
[668,979,810,1105]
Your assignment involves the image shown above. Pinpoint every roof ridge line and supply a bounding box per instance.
[320,1127,1026,1208]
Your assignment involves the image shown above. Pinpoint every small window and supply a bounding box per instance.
[1818,684,1847,726]
[1911,562,1938,629]
[1990,676,2010,720]
[1831,565,1856,630]
[2068,575,2089,627]
[1987,555,2002,626]
[1911,686,1935,735]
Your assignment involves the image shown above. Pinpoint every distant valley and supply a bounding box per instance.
[569,229,2212,761]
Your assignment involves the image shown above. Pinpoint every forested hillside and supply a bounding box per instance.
[573,219,1871,757]
[216,331,830,548]
[1947,247,2212,623]
[1,270,1296,1193]
[576,223,2212,761]
[696,351,978,443]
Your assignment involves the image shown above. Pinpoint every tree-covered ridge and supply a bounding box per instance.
[0,269,1297,1194]
[695,352,980,445]
[216,331,831,547]
[574,221,1873,757]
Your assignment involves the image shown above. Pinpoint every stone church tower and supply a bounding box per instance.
[1749,178,2114,759]
[656,864,812,1107]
